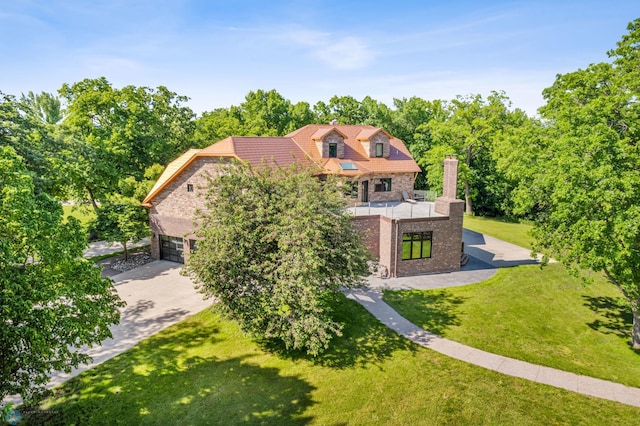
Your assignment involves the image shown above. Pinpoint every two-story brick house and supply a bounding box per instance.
[142,123,464,276]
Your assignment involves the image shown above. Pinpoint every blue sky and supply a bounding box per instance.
[2,1,639,116]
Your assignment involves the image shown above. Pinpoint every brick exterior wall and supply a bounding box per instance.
[369,133,390,158]
[352,199,465,277]
[148,157,228,260]
[316,131,345,158]
[366,172,414,203]
[394,201,464,276]
[351,215,381,258]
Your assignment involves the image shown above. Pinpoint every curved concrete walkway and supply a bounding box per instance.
[346,288,640,407]
[346,229,640,407]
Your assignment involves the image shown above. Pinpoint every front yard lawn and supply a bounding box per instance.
[384,262,640,388]
[25,294,640,425]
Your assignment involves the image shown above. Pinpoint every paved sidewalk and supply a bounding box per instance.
[83,238,151,258]
[345,287,640,407]
[366,228,539,291]
[368,255,498,290]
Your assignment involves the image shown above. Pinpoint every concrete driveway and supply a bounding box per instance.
[47,260,211,388]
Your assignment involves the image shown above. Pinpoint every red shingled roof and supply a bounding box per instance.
[287,124,420,174]
[229,137,313,168]
[143,124,420,206]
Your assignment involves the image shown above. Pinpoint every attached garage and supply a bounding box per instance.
[160,235,184,263]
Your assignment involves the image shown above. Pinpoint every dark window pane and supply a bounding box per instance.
[329,143,337,158]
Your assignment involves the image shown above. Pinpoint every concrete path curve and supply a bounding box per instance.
[347,228,640,407]
[345,287,640,407]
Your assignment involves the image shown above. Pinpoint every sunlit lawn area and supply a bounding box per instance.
[384,262,640,388]
[463,215,534,249]
[25,295,640,425]
[62,205,96,227]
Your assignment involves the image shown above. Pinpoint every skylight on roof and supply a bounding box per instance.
[339,162,358,170]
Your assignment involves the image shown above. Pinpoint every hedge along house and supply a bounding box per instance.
[142,124,464,276]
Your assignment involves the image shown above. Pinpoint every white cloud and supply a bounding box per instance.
[283,29,376,70]
[312,37,374,70]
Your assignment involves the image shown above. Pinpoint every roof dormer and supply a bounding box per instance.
[356,128,391,158]
[311,127,347,158]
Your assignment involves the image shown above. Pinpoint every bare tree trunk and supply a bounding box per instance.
[87,186,99,212]
[633,308,640,349]
[123,241,128,262]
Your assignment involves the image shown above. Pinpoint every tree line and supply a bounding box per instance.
[1,77,541,224]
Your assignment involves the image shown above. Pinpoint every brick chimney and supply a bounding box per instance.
[442,154,458,199]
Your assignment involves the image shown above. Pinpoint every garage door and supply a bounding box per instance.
[160,235,184,263]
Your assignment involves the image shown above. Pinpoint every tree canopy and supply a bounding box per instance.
[183,162,371,355]
[58,77,196,209]
[0,146,124,402]
[506,18,640,348]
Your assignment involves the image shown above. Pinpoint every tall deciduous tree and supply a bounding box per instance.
[313,95,392,128]
[240,89,294,136]
[0,146,123,402]
[416,92,526,215]
[1,92,67,197]
[517,19,640,348]
[58,77,195,209]
[183,162,370,355]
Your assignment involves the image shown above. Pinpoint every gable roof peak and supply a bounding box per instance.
[310,126,348,140]
[356,127,391,141]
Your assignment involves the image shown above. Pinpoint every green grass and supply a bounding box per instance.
[384,262,640,388]
[463,215,534,248]
[62,205,96,227]
[25,295,640,425]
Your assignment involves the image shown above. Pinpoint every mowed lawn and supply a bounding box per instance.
[385,216,640,389]
[463,215,534,249]
[26,296,640,425]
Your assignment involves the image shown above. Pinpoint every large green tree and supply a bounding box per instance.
[90,165,162,259]
[0,146,123,402]
[58,77,195,209]
[194,89,316,145]
[512,19,640,348]
[3,92,77,202]
[415,92,527,216]
[183,162,370,355]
